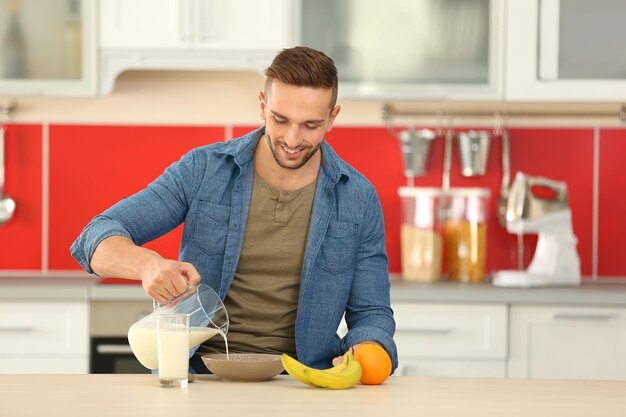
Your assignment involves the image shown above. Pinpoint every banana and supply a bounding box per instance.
[281,353,316,387]
[281,350,362,390]
[303,351,362,390]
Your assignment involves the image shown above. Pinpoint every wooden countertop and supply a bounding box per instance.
[5,374,626,417]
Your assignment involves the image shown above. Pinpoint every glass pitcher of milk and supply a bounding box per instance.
[128,284,229,370]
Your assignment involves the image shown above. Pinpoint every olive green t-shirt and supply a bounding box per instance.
[201,171,316,357]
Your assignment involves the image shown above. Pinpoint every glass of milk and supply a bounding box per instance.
[157,313,190,388]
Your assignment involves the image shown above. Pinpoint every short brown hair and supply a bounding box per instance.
[264,46,338,111]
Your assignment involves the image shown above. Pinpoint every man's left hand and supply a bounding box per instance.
[332,341,379,366]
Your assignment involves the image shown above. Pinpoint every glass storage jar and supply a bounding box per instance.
[398,187,446,282]
[443,188,490,283]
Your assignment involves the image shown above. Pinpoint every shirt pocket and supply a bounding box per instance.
[191,200,231,255]
[316,221,359,274]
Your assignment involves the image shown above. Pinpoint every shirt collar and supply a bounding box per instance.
[219,125,350,183]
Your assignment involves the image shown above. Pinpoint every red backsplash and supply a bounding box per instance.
[47,125,225,276]
[598,129,626,277]
[0,124,42,270]
[326,126,595,276]
[1,123,624,281]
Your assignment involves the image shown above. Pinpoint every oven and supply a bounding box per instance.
[90,299,153,374]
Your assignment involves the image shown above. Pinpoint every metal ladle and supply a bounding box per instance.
[0,125,16,225]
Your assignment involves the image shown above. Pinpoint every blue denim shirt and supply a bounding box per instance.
[71,126,397,371]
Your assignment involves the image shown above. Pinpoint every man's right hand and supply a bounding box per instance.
[140,257,202,305]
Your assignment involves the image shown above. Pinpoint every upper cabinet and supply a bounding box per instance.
[296,0,504,100]
[506,0,626,101]
[100,0,504,99]
[98,0,295,94]
[0,0,96,96]
[4,0,623,102]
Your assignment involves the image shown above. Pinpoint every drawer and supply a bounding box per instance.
[509,305,626,380]
[392,302,507,359]
[0,301,89,356]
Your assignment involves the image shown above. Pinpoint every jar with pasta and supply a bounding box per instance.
[398,187,446,282]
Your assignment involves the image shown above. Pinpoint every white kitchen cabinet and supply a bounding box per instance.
[297,0,504,100]
[0,0,96,96]
[0,301,89,374]
[99,0,190,50]
[506,0,626,101]
[194,0,293,51]
[508,305,626,380]
[392,302,508,377]
[99,0,295,94]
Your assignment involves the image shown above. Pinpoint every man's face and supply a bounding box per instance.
[259,80,340,170]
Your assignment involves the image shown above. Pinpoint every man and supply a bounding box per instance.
[71,46,397,373]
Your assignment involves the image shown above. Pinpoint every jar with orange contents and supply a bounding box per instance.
[443,188,490,283]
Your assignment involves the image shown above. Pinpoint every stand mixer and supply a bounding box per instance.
[492,172,581,287]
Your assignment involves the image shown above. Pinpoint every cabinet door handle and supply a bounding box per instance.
[552,312,616,321]
[0,326,35,332]
[96,344,134,355]
[404,328,452,335]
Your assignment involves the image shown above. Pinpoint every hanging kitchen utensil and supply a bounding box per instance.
[442,127,453,191]
[496,128,511,227]
[398,127,437,177]
[457,130,492,176]
[0,125,16,225]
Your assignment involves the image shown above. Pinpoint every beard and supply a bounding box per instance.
[265,133,322,170]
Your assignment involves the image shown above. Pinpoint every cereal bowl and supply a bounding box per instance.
[201,353,283,382]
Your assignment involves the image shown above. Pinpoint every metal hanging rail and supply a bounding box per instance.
[382,103,626,122]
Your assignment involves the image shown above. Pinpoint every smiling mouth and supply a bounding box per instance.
[281,144,305,155]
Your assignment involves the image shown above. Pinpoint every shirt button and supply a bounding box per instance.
[278,203,286,211]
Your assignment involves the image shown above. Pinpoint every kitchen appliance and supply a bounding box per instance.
[90,299,153,374]
[492,172,581,287]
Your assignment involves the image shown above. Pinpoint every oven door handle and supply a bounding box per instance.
[96,344,135,355]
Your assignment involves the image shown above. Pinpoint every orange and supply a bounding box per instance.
[353,343,392,385]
